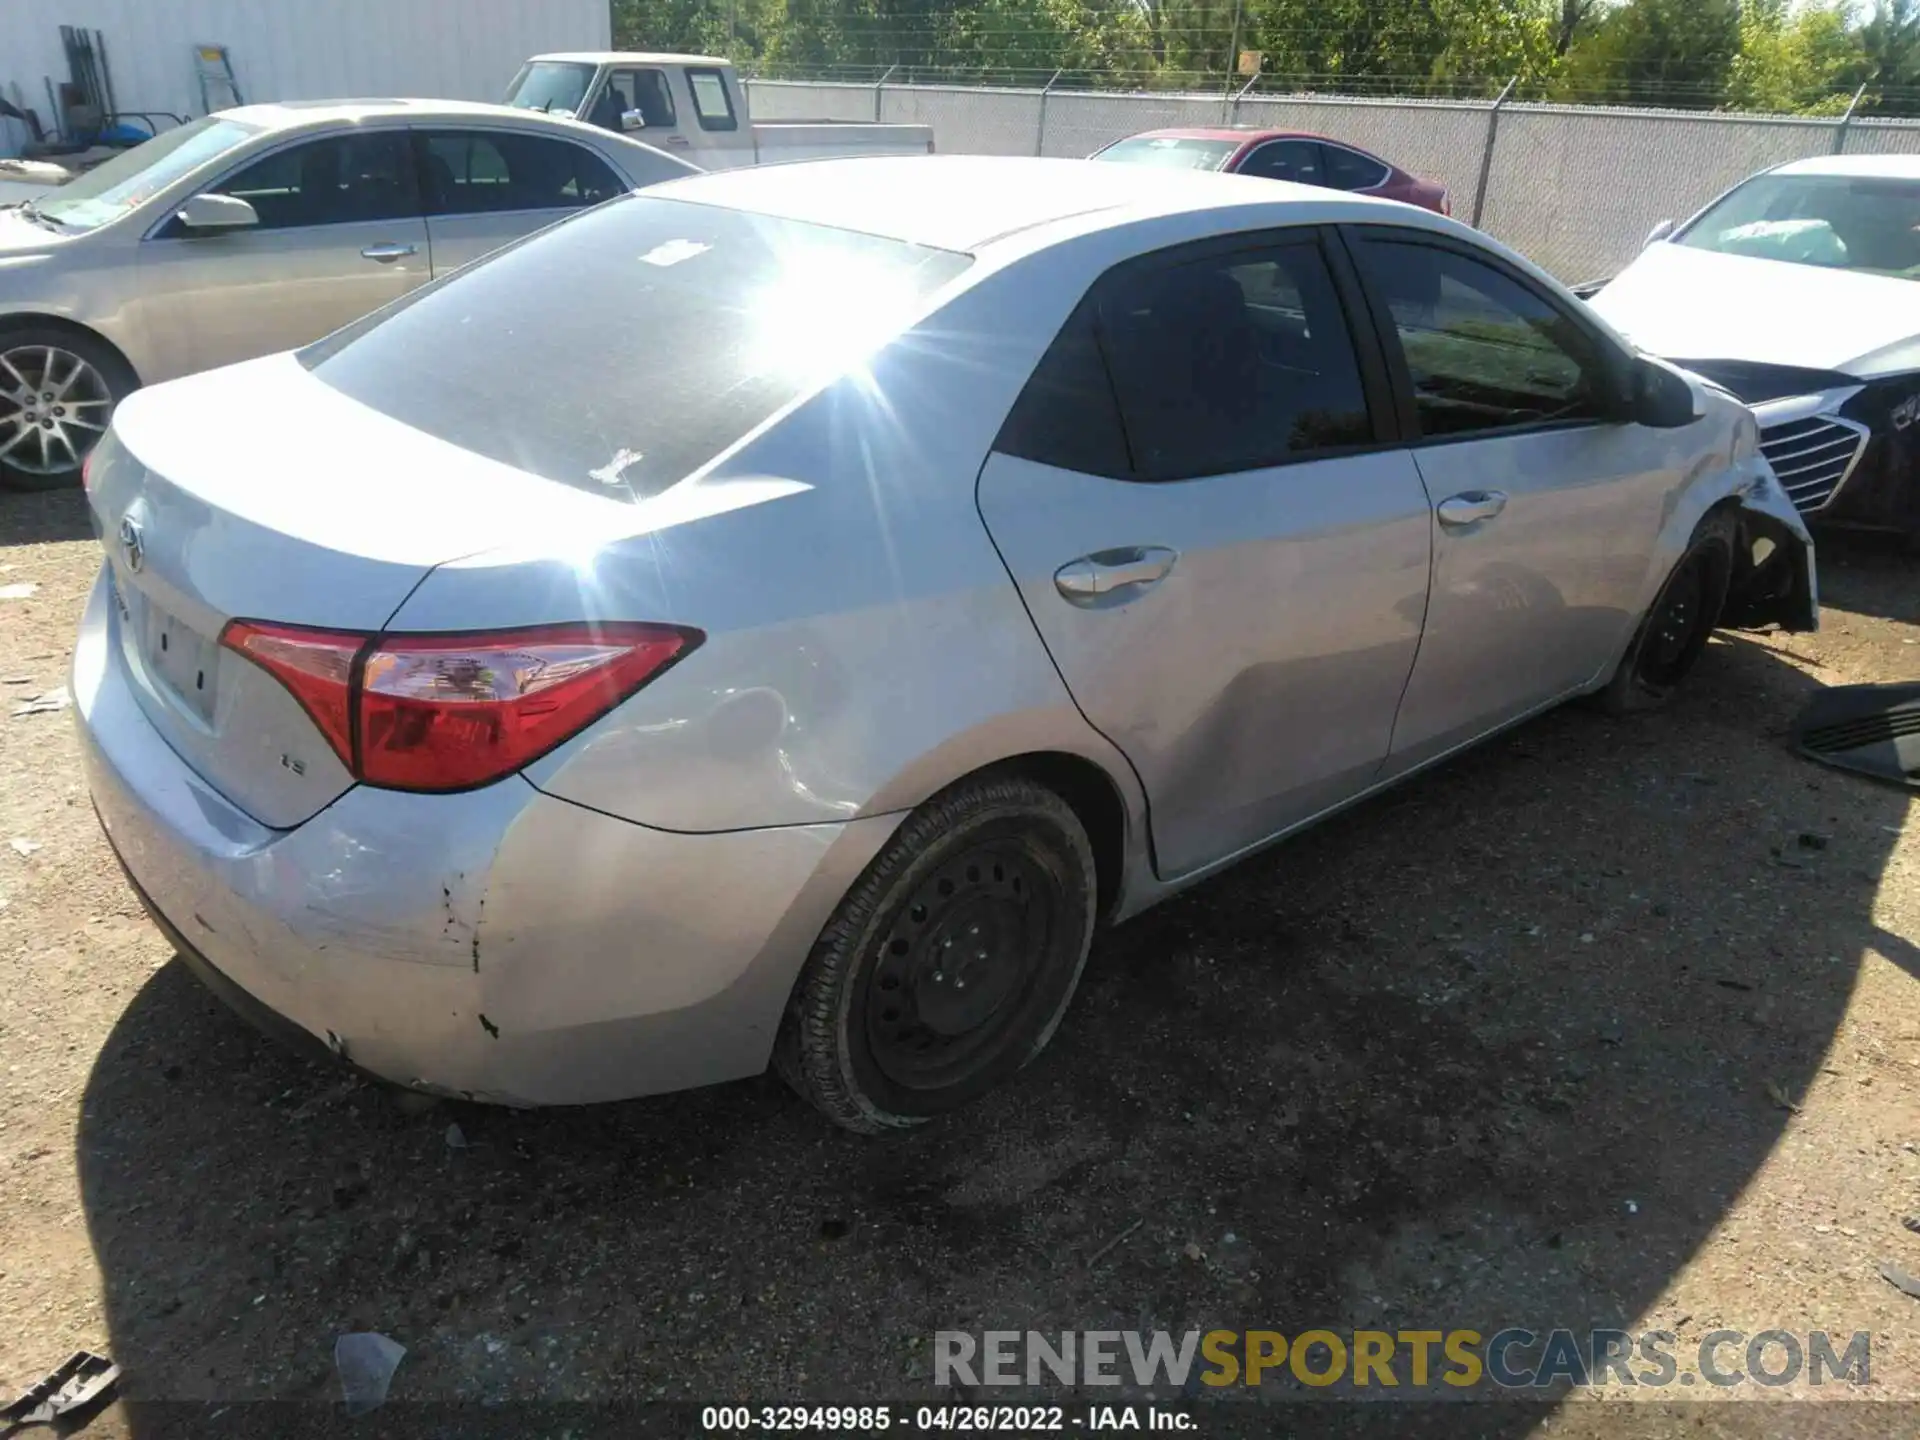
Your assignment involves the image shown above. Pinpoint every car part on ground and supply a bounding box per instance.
[1794,682,1920,792]
[1,1351,119,1431]
[72,155,1818,1130]
[1587,154,1920,547]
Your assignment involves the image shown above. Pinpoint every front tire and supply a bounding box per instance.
[775,775,1098,1133]
[0,326,134,492]
[1595,509,1737,715]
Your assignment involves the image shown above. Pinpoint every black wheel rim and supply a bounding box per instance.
[1638,551,1711,688]
[863,839,1056,1091]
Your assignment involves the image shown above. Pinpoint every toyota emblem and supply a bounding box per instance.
[118,516,145,574]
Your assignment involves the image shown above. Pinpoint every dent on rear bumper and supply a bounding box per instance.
[73,570,901,1105]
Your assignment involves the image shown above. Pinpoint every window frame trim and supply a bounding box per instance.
[1335,223,1636,449]
[685,66,742,133]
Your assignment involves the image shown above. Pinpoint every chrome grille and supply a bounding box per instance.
[1758,415,1869,514]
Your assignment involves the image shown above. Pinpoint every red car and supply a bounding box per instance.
[1091,127,1451,215]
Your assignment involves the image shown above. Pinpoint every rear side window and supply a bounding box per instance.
[1096,241,1374,479]
[995,300,1131,477]
[1323,145,1389,191]
[300,196,973,500]
[1237,140,1323,185]
[418,130,623,215]
[687,68,739,132]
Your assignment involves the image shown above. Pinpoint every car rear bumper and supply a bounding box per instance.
[72,568,899,1106]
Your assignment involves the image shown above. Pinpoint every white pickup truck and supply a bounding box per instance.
[503,53,934,169]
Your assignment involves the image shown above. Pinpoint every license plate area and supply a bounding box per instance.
[142,602,220,724]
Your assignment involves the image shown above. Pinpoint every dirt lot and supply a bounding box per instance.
[3,485,1919,1437]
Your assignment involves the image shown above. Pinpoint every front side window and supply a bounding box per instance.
[37,117,261,231]
[202,132,417,230]
[1322,145,1389,192]
[1354,237,1605,440]
[418,131,623,215]
[1091,136,1239,172]
[1093,240,1374,479]
[300,196,973,499]
[1237,140,1323,186]
[687,68,739,132]
[1677,173,1920,278]
[595,69,677,133]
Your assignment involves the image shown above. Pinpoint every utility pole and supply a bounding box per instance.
[1224,0,1244,99]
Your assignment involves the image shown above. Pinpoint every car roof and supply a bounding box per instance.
[1124,127,1326,145]
[650,153,1423,253]
[1770,153,1920,180]
[529,51,729,67]
[217,97,625,137]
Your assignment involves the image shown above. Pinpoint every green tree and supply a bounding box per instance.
[1553,0,1743,108]
[1729,0,1870,115]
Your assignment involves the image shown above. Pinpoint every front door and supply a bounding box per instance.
[415,128,628,275]
[1345,227,1686,775]
[136,129,429,381]
[976,231,1433,878]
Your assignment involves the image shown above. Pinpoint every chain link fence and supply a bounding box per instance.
[746,77,1920,282]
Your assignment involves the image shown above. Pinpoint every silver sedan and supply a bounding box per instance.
[0,99,695,490]
[75,156,1817,1131]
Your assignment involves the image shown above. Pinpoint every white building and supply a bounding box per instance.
[1,0,611,156]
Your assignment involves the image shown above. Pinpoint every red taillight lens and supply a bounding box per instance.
[220,621,698,793]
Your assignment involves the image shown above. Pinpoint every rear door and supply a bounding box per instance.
[415,127,627,275]
[136,128,429,380]
[976,230,1433,879]
[1344,226,1682,776]
[1234,138,1325,189]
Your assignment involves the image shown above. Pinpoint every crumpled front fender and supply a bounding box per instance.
[1721,451,1819,633]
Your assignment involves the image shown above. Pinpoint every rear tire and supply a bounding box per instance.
[1594,509,1737,715]
[775,775,1097,1134]
[0,325,136,492]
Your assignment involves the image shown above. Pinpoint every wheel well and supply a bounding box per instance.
[0,313,142,387]
[980,751,1129,925]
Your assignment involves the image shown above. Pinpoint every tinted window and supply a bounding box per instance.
[1323,145,1389,191]
[687,68,739,131]
[995,300,1131,477]
[1355,238,1605,439]
[212,132,416,229]
[419,131,623,214]
[1237,140,1322,186]
[301,196,972,500]
[1092,136,1238,172]
[1095,241,1373,480]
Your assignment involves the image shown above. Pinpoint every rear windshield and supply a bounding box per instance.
[1093,136,1238,172]
[300,195,973,499]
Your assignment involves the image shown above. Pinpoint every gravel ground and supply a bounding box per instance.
[3,486,1919,1438]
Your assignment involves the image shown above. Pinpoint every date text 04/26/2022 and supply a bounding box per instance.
[701,1405,1195,1431]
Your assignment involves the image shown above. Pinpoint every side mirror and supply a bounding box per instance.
[1644,218,1676,248]
[1626,356,1699,429]
[620,108,648,132]
[175,193,259,233]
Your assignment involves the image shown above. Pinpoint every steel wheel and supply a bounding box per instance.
[1636,550,1711,688]
[863,838,1057,1092]
[0,343,113,480]
[1594,509,1736,715]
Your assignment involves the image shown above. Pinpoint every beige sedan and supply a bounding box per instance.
[0,99,695,490]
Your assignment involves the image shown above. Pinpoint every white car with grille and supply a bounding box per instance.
[1588,154,1920,549]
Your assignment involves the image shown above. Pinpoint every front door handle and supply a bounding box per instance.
[360,242,418,263]
[1054,546,1178,604]
[1436,490,1509,528]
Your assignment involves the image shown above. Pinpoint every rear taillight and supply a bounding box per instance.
[220,620,699,793]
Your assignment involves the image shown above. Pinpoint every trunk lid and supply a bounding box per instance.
[89,353,636,828]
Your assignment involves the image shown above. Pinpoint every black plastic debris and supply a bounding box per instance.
[1,1351,119,1431]
[1793,682,1920,792]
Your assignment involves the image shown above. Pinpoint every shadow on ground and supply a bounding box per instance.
[73,626,1909,1435]
[0,486,93,546]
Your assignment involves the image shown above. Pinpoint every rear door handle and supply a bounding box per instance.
[1436,490,1509,528]
[1054,546,1178,604]
[360,242,418,263]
